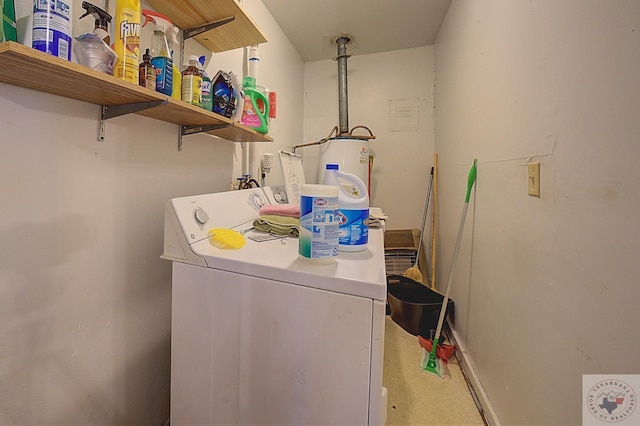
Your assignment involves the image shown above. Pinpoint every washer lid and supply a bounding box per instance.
[190,228,386,301]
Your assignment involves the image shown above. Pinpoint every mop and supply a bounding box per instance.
[403,166,434,284]
[422,159,477,378]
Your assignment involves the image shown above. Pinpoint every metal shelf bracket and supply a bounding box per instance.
[98,99,168,141]
[181,123,232,135]
[179,123,233,151]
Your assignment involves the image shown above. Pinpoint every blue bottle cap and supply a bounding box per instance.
[326,164,339,170]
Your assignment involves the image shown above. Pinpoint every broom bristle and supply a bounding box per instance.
[403,266,423,283]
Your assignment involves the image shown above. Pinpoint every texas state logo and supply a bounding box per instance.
[584,376,637,424]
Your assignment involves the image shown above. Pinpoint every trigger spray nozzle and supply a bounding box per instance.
[141,9,180,51]
[79,1,112,45]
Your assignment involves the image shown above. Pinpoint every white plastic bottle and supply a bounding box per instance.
[32,0,73,61]
[322,164,369,252]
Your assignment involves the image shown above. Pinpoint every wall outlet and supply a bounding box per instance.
[528,162,540,197]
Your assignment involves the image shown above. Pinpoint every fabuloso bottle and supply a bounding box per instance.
[181,55,202,107]
[114,0,141,83]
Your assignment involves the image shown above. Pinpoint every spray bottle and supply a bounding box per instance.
[141,9,181,99]
[114,0,141,83]
[79,1,111,44]
[74,2,117,74]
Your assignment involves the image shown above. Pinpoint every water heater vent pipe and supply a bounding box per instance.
[336,36,351,135]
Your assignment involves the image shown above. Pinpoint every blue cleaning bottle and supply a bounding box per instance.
[150,24,173,96]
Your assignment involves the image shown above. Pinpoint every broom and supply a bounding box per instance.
[423,159,477,378]
[403,166,434,283]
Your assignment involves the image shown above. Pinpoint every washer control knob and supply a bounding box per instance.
[251,193,266,209]
[194,207,209,225]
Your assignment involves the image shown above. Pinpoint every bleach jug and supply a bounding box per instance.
[241,76,269,134]
[322,164,369,252]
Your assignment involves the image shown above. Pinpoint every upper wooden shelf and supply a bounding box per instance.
[144,0,268,52]
[0,42,272,143]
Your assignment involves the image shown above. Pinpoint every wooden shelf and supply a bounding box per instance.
[0,42,272,143]
[144,0,268,53]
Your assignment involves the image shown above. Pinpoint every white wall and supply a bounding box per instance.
[0,0,303,423]
[435,1,640,424]
[302,47,435,231]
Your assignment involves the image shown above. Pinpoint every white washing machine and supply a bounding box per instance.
[162,187,387,425]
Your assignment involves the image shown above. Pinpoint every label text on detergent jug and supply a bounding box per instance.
[299,195,339,260]
[338,208,369,246]
[32,0,72,60]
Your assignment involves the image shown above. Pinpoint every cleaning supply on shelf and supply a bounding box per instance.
[31,0,73,61]
[74,2,116,74]
[298,184,339,263]
[172,63,182,100]
[138,48,155,89]
[141,9,180,99]
[268,90,277,119]
[78,1,111,44]
[73,33,117,74]
[114,0,141,83]
[1,0,17,42]
[248,44,259,79]
[182,55,202,107]
[212,70,236,118]
[321,163,369,252]
[241,76,269,134]
[149,24,172,95]
[229,71,244,122]
[199,56,212,111]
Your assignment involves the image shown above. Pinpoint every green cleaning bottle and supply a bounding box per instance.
[240,76,269,134]
[1,0,17,42]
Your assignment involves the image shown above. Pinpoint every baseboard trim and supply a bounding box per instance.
[445,322,501,426]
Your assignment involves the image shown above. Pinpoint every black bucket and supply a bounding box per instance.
[386,275,454,337]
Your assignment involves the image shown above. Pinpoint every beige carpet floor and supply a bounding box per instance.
[383,316,485,425]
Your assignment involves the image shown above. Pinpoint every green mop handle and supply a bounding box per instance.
[431,159,477,343]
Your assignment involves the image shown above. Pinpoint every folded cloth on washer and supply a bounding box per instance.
[258,203,300,218]
[253,214,300,237]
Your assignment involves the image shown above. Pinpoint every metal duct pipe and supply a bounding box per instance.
[336,36,351,135]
